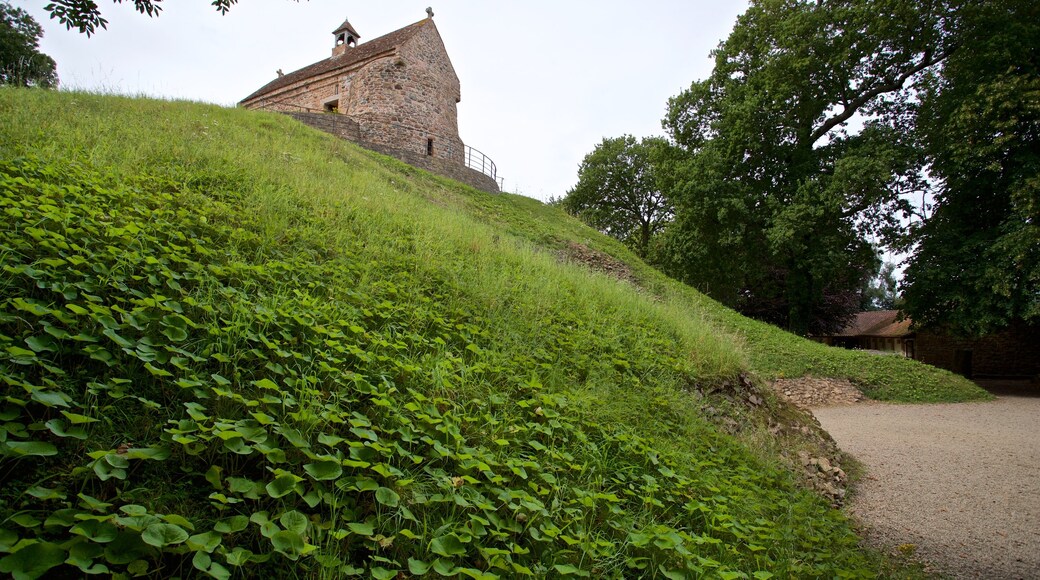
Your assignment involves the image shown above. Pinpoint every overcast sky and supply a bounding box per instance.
[17,0,748,201]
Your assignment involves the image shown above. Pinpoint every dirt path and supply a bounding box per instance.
[813,396,1040,579]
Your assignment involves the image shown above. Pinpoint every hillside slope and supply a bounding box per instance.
[0,89,977,579]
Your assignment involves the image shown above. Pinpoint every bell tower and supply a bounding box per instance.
[332,18,360,57]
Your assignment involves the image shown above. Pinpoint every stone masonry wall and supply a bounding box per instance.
[344,24,464,165]
[285,112,360,141]
[247,71,346,114]
[915,324,1040,378]
[283,112,498,193]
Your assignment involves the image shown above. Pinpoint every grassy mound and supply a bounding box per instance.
[0,88,971,578]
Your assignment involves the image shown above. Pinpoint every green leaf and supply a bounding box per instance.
[317,433,344,446]
[70,520,119,543]
[371,566,398,580]
[44,419,87,440]
[161,514,195,531]
[270,530,305,560]
[127,559,149,575]
[186,531,222,553]
[753,572,775,580]
[433,558,460,576]
[0,542,66,579]
[60,411,98,424]
[347,522,374,536]
[66,541,105,573]
[554,564,591,577]
[375,487,400,507]
[30,389,69,408]
[163,325,188,342]
[207,561,231,580]
[119,504,148,516]
[303,460,342,481]
[141,523,189,547]
[24,336,56,353]
[124,446,170,460]
[225,547,253,566]
[213,515,249,534]
[408,558,432,575]
[253,378,280,391]
[4,440,58,456]
[205,465,223,490]
[193,550,212,572]
[265,473,300,498]
[278,511,308,535]
[430,534,466,557]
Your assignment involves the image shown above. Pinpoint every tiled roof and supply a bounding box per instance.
[835,310,914,338]
[241,18,431,104]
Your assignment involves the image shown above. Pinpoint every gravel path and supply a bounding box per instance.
[813,394,1040,579]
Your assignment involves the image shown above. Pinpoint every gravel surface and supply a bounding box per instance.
[814,394,1040,579]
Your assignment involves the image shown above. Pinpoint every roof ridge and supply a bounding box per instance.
[240,18,432,105]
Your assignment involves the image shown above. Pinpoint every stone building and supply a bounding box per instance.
[240,12,499,193]
[820,310,1039,380]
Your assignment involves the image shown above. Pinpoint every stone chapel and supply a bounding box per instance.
[240,11,499,192]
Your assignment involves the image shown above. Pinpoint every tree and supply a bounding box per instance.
[560,135,674,258]
[902,0,1039,336]
[1,2,57,88]
[860,261,899,311]
[661,0,954,335]
[44,0,300,36]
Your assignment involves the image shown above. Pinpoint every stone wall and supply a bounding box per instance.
[345,25,464,165]
[285,112,498,193]
[358,140,499,193]
[915,323,1040,378]
[285,112,360,141]
[248,71,347,114]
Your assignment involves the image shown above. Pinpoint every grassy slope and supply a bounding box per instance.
[357,135,988,405]
[0,89,968,579]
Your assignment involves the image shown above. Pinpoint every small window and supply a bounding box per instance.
[426,138,434,156]
[324,100,338,113]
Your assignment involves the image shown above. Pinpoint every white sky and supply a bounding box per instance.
[17,0,748,201]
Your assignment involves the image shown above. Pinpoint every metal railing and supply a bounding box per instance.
[464,145,497,181]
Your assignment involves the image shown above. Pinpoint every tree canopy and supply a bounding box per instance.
[1,2,57,88]
[659,0,957,335]
[901,0,1040,336]
[559,135,674,258]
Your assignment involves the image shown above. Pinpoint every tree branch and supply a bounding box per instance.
[810,48,949,144]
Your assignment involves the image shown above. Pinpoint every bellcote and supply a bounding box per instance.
[332,18,360,56]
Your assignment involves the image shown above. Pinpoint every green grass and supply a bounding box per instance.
[0,88,962,578]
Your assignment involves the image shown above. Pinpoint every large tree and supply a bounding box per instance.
[661,0,955,335]
[1,2,57,88]
[902,0,1039,335]
[560,135,674,258]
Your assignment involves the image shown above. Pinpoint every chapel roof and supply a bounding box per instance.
[241,18,431,104]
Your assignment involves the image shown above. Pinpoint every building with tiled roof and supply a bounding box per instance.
[240,12,499,193]
[825,310,915,357]
[821,310,1038,380]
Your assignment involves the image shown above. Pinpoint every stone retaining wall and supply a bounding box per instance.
[285,112,499,193]
[285,112,360,141]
